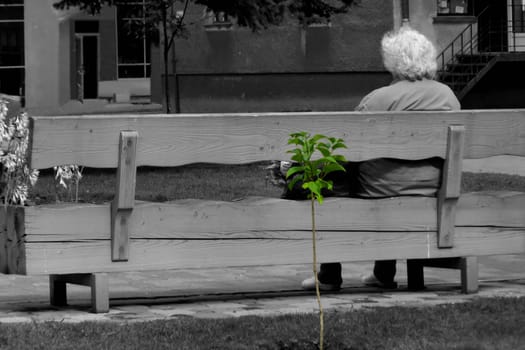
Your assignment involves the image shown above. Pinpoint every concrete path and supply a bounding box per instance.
[0,255,524,323]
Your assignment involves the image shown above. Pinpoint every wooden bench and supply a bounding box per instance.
[1,110,525,313]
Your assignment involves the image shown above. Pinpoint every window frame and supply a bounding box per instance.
[116,0,151,79]
[436,0,472,16]
[0,0,24,96]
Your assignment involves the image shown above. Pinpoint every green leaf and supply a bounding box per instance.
[316,144,331,157]
[311,134,327,143]
[286,130,348,205]
[287,175,303,191]
[323,162,346,176]
[287,139,301,146]
[303,181,323,204]
[286,166,306,179]
[322,156,339,164]
[333,154,347,163]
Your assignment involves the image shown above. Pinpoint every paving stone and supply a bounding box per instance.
[0,257,523,323]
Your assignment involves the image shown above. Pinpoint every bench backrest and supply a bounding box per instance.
[29,110,525,169]
[18,110,525,275]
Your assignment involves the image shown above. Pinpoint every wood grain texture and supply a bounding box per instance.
[13,191,525,275]
[114,131,137,210]
[111,131,137,261]
[460,256,479,293]
[441,126,465,198]
[0,209,7,274]
[90,273,109,313]
[437,126,465,248]
[29,110,525,169]
[6,207,26,274]
[21,192,525,243]
[20,227,525,275]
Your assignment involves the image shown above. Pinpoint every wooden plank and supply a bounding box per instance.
[0,209,8,274]
[6,207,26,274]
[456,191,525,226]
[406,257,462,269]
[50,273,93,286]
[29,110,525,169]
[111,131,137,261]
[437,125,465,248]
[463,155,525,175]
[21,192,525,242]
[114,131,137,209]
[20,227,525,275]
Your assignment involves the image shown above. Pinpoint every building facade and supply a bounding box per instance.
[1,0,523,114]
[1,0,151,114]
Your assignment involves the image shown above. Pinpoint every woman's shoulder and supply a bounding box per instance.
[355,85,395,111]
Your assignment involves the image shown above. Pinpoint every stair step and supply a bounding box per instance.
[440,77,474,83]
[440,72,476,77]
[441,78,472,84]
[447,63,487,67]
[445,65,485,74]
[455,54,496,63]
[441,81,467,86]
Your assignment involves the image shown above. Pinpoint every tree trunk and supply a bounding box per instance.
[172,41,181,113]
[162,7,171,114]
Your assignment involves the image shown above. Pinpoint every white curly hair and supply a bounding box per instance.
[381,26,438,81]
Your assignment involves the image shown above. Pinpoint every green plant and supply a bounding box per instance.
[54,165,84,202]
[0,100,39,206]
[286,131,347,350]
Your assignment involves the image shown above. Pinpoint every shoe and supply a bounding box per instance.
[301,276,341,291]
[361,274,398,289]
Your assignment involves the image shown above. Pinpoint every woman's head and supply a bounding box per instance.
[381,26,437,81]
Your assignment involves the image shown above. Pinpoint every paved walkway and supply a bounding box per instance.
[0,255,524,323]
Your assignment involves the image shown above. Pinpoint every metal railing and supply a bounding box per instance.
[438,4,525,73]
[436,3,525,99]
[437,7,489,74]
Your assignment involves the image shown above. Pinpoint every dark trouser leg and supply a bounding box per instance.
[318,263,342,284]
[373,260,396,283]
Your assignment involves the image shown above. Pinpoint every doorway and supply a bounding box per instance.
[508,0,525,51]
[75,34,99,100]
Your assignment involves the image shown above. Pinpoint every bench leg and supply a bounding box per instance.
[49,275,68,306]
[406,257,479,294]
[48,273,110,313]
[407,259,425,290]
[459,256,479,294]
[90,273,109,313]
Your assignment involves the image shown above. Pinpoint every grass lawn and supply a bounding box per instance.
[0,297,524,349]
[29,163,525,204]
[30,163,283,204]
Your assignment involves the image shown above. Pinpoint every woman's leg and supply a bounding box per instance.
[317,262,343,284]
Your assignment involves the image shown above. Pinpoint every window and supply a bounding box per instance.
[511,0,525,33]
[116,1,151,78]
[0,0,24,96]
[437,0,470,15]
[203,9,233,30]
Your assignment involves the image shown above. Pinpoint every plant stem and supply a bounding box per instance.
[311,196,324,350]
